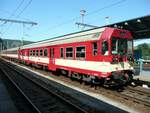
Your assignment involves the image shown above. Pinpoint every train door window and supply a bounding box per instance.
[40,49,43,56]
[36,50,39,56]
[92,42,98,56]
[102,41,108,56]
[33,50,35,56]
[66,47,73,58]
[44,49,48,57]
[50,48,54,58]
[60,48,64,58]
[76,46,86,59]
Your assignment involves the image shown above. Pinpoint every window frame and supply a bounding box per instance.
[30,50,32,56]
[33,50,35,56]
[36,49,39,56]
[43,48,48,57]
[75,46,86,60]
[66,47,73,59]
[60,48,64,58]
[111,37,128,56]
[92,42,98,56]
[40,49,43,56]
[101,40,109,56]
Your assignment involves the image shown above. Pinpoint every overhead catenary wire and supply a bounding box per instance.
[15,0,32,18]
[86,0,126,16]
[9,0,25,17]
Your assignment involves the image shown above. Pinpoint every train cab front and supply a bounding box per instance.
[103,28,134,87]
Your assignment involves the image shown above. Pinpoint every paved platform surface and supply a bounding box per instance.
[134,68,150,82]
[0,77,18,113]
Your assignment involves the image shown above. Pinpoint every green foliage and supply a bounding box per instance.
[136,43,150,57]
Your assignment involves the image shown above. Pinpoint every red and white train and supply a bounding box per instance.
[1,27,134,86]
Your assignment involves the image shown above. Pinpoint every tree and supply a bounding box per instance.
[137,43,150,57]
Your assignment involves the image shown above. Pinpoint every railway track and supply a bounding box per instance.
[121,87,150,107]
[0,60,88,113]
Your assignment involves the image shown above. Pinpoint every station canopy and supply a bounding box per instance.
[105,15,150,40]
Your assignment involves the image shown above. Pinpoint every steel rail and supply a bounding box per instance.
[0,66,42,113]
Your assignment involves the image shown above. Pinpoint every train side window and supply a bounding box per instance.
[76,46,86,59]
[30,50,32,56]
[44,49,48,57]
[60,48,64,58]
[66,47,73,58]
[33,50,35,56]
[92,42,98,56]
[36,50,39,56]
[40,49,43,56]
[102,41,108,56]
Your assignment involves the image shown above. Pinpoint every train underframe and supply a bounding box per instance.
[103,70,134,87]
[57,68,134,88]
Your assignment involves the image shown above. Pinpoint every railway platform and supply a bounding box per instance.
[133,70,150,89]
[134,67,150,83]
[0,77,18,113]
[134,71,150,82]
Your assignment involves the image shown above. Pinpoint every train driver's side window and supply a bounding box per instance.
[102,40,108,56]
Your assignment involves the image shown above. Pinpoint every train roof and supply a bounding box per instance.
[22,27,106,49]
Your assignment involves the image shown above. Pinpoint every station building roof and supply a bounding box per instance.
[105,15,150,40]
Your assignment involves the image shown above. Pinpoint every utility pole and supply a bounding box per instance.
[80,10,86,24]
[105,16,110,25]
[80,10,86,30]
[76,10,98,30]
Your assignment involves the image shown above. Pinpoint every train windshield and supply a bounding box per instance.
[111,37,128,55]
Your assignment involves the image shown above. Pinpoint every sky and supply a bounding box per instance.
[0,0,150,46]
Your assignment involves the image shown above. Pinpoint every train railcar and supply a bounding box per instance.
[1,27,134,87]
[1,47,19,61]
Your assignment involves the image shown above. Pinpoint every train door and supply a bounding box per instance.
[49,48,55,70]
